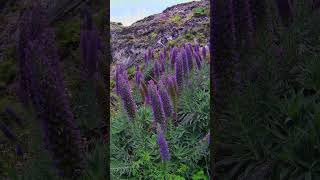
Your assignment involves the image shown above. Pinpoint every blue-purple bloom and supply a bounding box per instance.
[0,122,17,142]
[153,60,161,79]
[148,81,167,130]
[117,74,137,121]
[144,51,149,65]
[156,126,170,161]
[175,54,184,91]
[194,52,202,70]
[158,81,173,118]
[135,65,143,87]
[80,6,101,79]
[181,48,189,76]
[19,6,84,178]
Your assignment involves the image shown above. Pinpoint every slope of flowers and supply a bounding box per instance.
[111,43,210,179]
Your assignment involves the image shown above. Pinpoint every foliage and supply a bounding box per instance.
[111,49,209,179]
[150,32,157,40]
[193,7,206,17]
[215,4,320,180]
[170,14,182,24]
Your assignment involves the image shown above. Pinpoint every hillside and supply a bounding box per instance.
[110,0,209,76]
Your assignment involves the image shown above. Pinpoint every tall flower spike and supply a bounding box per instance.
[19,6,84,178]
[167,75,177,98]
[175,54,184,91]
[158,80,173,118]
[181,48,189,76]
[117,74,137,121]
[194,51,202,70]
[153,60,161,80]
[115,64,125,94]
[156,125,170,161]
[185,46,193,72]
[80,5,100,79]
[144,50,149,66]
[243,0,254,48]
[163,47,167,60]
[135,65,143,87]
[148,81,167,130]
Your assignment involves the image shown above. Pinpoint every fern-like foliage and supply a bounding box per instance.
[214,2,320,179]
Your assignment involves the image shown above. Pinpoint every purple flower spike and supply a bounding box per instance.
[118,74,137,121]
[158,81,173,118]
[148,82,167,130]
[154,60,161,79]
[175,55,184,91]
[167,75,177,98]
[16,144,23,156]
[185,46,193,72]
[156,125,170,161]
[148,48,154,60]
[181,49,189,76]
[115,65,125,94]
[135,66,143,87]
[194,44,200,53]
[163,47,167,60]
[161,60,165,73]
[0,122,17,142]
[144,51,149,65]
[194,52,202,70]
[80,10,100,80]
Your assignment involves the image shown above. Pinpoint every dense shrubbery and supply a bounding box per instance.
[213,0,320,179]
[0,3,108,179]
[111,44,210,179]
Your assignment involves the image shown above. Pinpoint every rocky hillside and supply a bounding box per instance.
[110,0,209,76]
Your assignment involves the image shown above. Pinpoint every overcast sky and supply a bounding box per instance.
[110,0,200,26]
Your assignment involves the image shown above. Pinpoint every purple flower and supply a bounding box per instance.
[148,48,154,60]
[194,52,202,70]
[153,60,161,79]
[80,6,100,79]
[144,51,149,65]
[0,122,17,142]
[194,44,200,53]
[135,65,143,87]
[18,7,84,178]
[156,126,170,161]
[181,48,189,76]
[148,81,167,130]
[244,0,254,48]
[163,47,167,60]
[115,65,125,94]
[16,144,23,157]
[117,74,137,121]
[175,55,184,91]
[185,46,194,72]
[158,81,173,118]
[167,75,177,98]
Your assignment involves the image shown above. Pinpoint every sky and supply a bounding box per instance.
[110,0,200,26]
